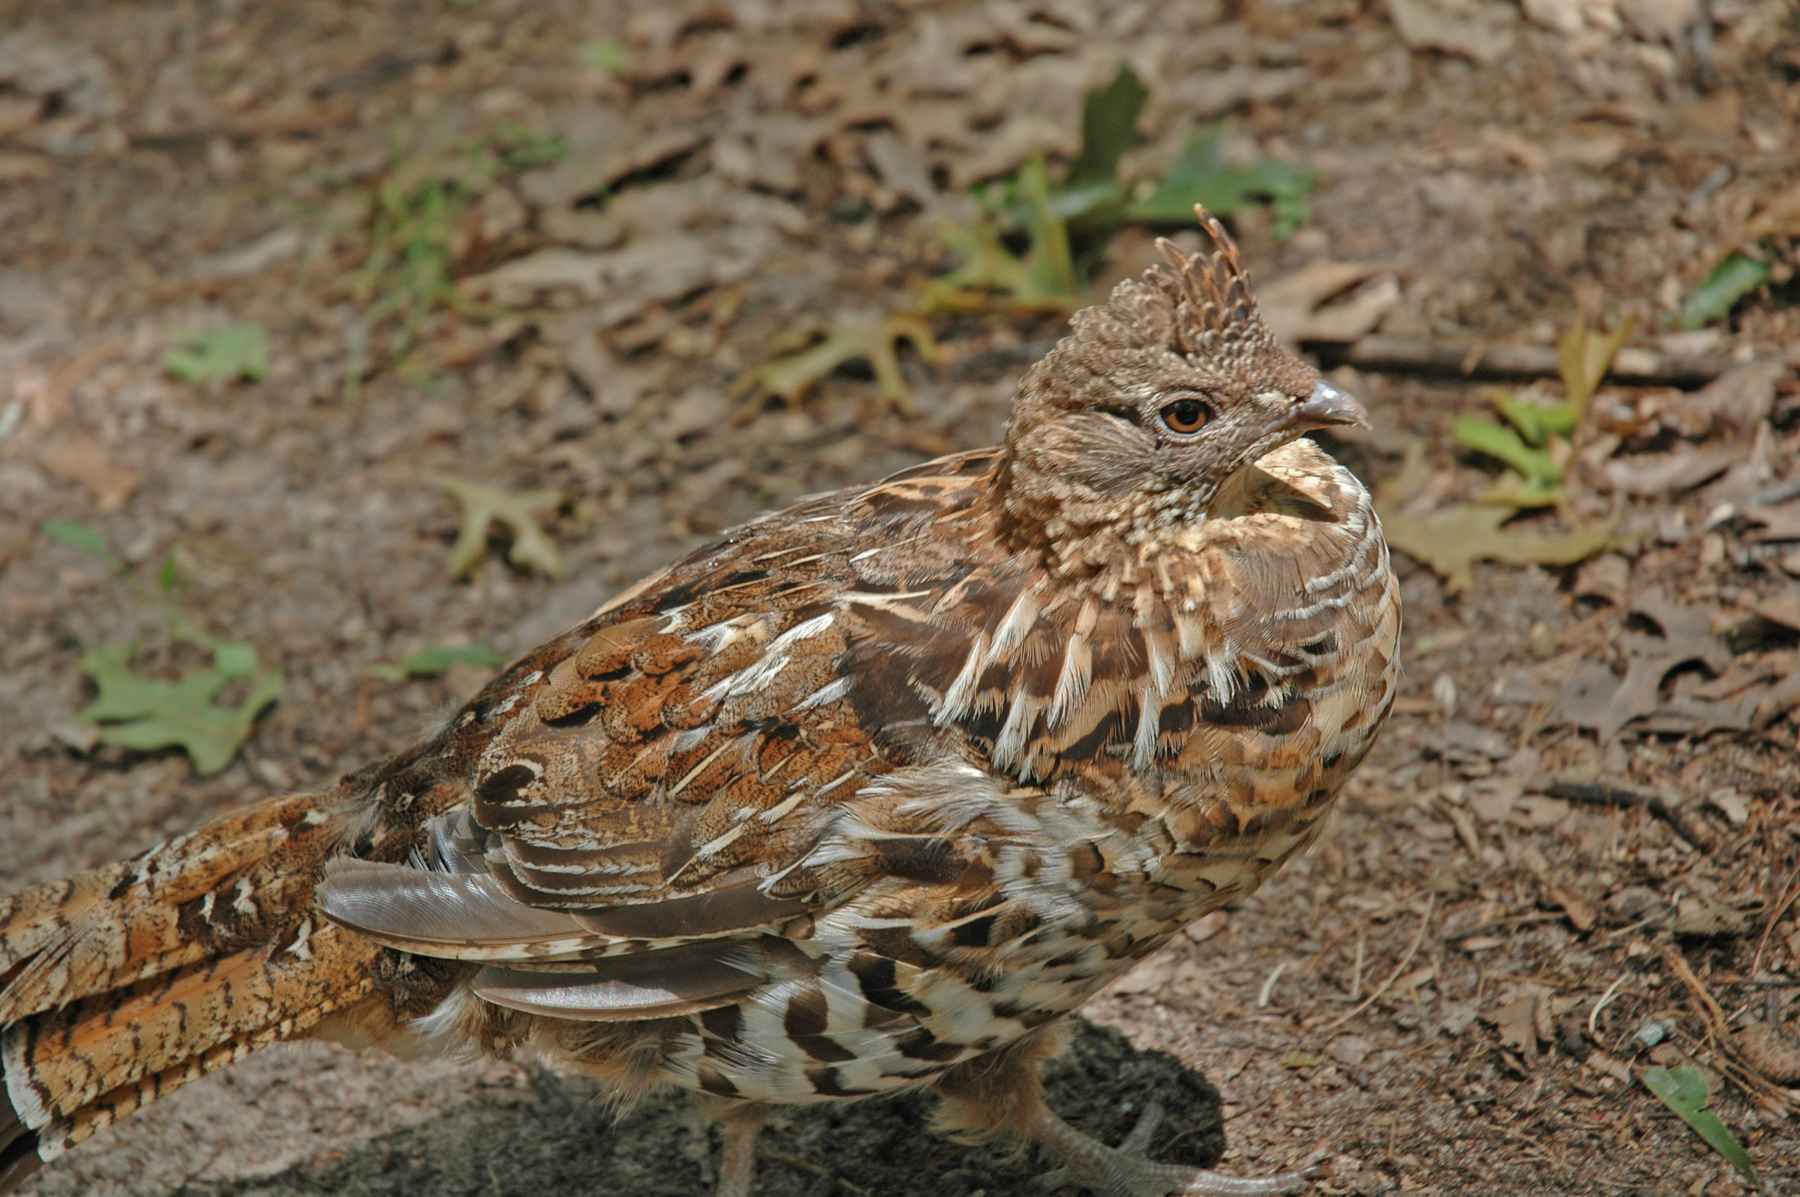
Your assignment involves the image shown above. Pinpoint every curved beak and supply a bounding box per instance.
[1286,379,1369,431]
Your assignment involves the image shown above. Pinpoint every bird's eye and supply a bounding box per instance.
[1160,398,1211,434]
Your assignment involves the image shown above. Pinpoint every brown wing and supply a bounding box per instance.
[318,449,1041,972]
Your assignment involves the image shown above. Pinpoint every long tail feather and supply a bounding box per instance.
[0,790,381,1190]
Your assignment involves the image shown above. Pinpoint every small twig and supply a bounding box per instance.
[1749,870,1800,979]
[1663,945,1730,1035]
[1315,897,1435,1033]
[1443,911,1565,943]
[1258,961,1290,1008]
[1316,335,1799,388]
[1539,776,1713,852]
[1665,947,1800,1110]
[1589,973,1632,1037]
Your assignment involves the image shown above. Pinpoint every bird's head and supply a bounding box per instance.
[997,207,1367,562]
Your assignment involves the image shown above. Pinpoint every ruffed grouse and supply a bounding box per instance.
[0,208,1399,1197]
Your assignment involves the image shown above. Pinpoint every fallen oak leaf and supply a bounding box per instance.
[1551,589,1740,739]
[80,640,283,776]
[1379,500,1615,594]
[439,478,564,579]
[1256,261,1401,345]
[734,312,939,411]
[1554,645,1714,741]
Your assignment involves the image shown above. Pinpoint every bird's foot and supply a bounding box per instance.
[1037,1102,1318,1197]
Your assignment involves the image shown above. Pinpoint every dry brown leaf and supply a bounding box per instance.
[462,228,772,325]
[1602,443,1739,496]
[1750,596,1800,634]
[1547,885,1598,932]
[1694,358,1785,437]
[1381,501,1615,595]
[1630,589,1728,666]
[1550,586,1740,740]
[1672,895,1751,939]
[1573,554,1630,605]
[37,433,139,511]
[1746,502,1800,543]
[1486,991,1542,1061]
[1257,261,1402,345]
[1389,0,1518,62]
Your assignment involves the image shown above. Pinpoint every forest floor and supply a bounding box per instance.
[2,2,1799,1194]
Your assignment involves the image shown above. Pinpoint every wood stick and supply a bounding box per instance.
[1539,777,1713,852]
[1313,335,1799,388]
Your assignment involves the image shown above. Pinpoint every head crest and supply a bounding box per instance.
[1150,205,1282,371]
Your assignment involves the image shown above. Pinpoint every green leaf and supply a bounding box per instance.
[1494,393,1578,445]
[493,125,568,171]
[164,322,270,384]
[41,519,114,561]
[1641,1065,1761,1190]
[1017,157,1078,301]
[1128,131,1315,238]
[439,479,565,579]
[1678,252,1772,330]
[370,642,506,681]
[577,37,630,73]
[927,160,1085,313]
[1065,64,1148,196]
[1557,314,1633,422]
[79,641,283,776]
[212,641,258,678]
[1452,416,1562,487]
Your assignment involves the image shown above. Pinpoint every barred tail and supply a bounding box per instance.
[0,790,382,1190]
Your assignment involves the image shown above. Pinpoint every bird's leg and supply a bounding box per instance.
[702,1099,767,1197]
[932,1028,1315,1197]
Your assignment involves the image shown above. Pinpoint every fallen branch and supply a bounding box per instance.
[1539,777,1713,852]
[1314,335,1799,388]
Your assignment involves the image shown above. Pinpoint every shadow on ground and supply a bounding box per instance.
[186,1022,1227,1197]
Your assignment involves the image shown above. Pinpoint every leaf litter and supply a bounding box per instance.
[7,3,1800,1192]
[1381,315,1639,590]
[740,65,1315,409]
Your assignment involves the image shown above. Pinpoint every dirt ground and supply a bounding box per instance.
[3,2,1799,1195]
